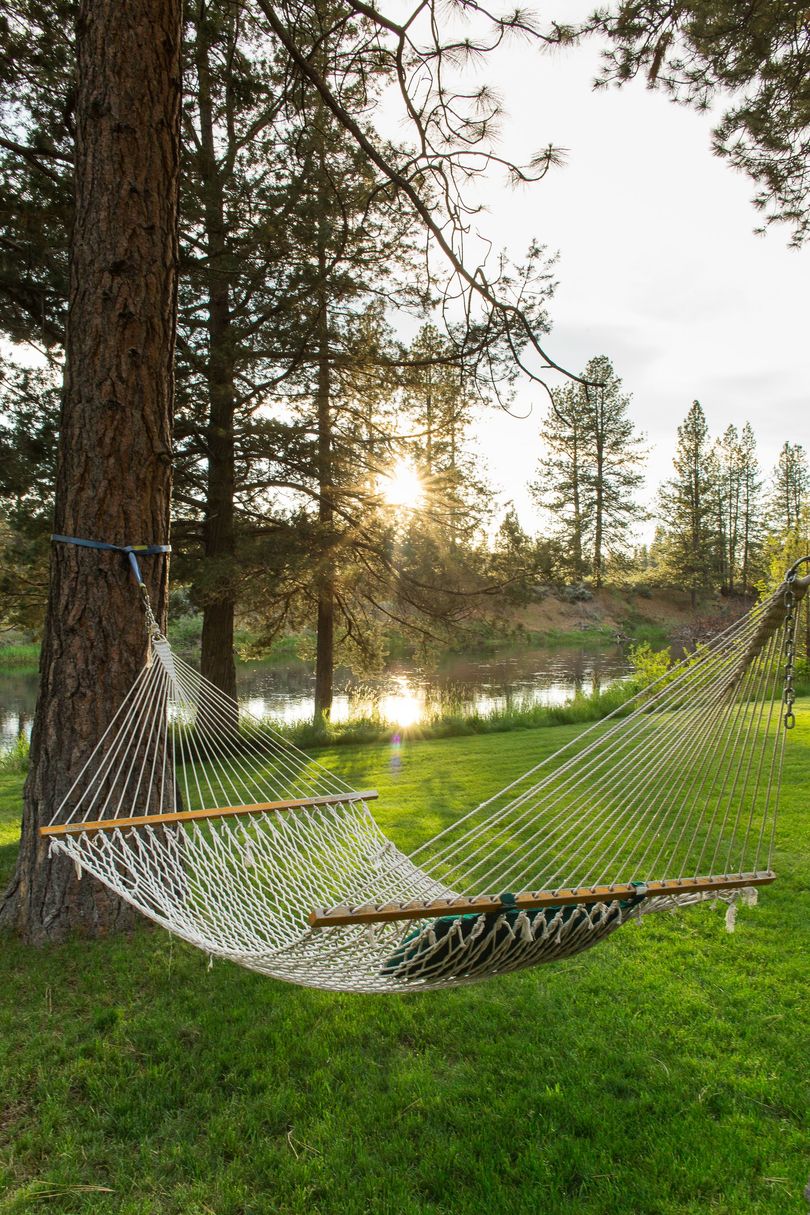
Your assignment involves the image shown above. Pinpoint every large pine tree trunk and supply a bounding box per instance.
[196,0,238,705]
[593,435,604,590]
[313,289,335,722]
[571,433,584,582]
[313,121,335,723]
[0,0,181,944]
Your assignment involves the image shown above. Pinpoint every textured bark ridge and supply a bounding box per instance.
[0,0,182,944]
[196,7,238,706]
[313,118,335,722]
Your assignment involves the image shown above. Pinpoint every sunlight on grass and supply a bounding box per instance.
[0,708,808,1215]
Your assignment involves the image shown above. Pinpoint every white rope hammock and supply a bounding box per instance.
[40,563,809,993]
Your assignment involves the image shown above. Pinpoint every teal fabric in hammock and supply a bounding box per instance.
[380,888,647,980]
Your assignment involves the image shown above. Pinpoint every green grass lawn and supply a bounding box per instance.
[1,709,808,1215]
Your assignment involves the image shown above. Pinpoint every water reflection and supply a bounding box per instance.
[235,645,629,728]
[0,670,36,757]
[0,644,629,751]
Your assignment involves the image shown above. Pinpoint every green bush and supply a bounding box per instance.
[0,734,29,774]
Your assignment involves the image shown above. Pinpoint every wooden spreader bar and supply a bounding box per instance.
[308,871,776,929]
[39,789,378,839]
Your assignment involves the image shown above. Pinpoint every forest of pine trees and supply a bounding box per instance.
[3,337,807,679]
[0,0,806,725]
[530,380,806,605]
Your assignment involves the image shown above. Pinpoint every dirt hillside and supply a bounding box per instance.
[516,586,753,640]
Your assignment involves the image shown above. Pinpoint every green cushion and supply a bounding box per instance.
[380,887,646,981]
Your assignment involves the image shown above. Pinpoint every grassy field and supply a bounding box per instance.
[1,709,808,1215]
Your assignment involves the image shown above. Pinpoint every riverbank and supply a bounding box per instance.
[1,710,808,1214]
[3,643,807,763]
[0,641,39,675]
[0,582,744,674]
[251,654,661,749]
[0,645,666,772]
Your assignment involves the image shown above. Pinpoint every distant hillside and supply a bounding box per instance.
[516,585,756,645]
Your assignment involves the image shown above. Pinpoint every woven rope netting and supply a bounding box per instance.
[43,571,807,992]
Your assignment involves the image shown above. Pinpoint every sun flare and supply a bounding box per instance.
[380,458,424,510]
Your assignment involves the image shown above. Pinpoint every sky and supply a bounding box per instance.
[443,25,810,536]
[2,15,807,550]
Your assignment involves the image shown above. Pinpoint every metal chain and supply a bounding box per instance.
[139,582,163,643]
[782,571,798,730]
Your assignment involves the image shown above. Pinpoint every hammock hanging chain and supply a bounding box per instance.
[139,582,162,643]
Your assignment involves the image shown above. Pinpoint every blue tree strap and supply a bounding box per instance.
[51,534,171,585]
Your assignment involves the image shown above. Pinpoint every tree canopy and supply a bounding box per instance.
[588,0,810,245]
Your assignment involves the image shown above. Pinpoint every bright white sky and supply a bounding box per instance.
[449,24,810,538]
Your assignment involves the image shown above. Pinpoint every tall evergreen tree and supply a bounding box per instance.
[738,422,763,594]
[769,441,809,534]
[658,400,719,607]
[261,18,420,719]
[715,424,743,592]
[1,0,181,943]
[532,355,645,584]
[583,355,646,586]
[532,380,591,580]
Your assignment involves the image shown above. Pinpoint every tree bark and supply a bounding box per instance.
[0,0,181,944]
[571,429,584,582]
[313,265,335,721]
[313,114,335,723]
[196,0,238,705]
[593,416,604,590]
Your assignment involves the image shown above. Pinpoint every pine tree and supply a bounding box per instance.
[658,401,720,608]
[582,356,646,587]
[263,26,420,720]
[532,355,645,584]
[1,0,181,943]
[715,424,743,592]
[532,381,591,581]
[738,422,763,594]
[770,442,809,534]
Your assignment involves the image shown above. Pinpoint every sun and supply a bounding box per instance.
[380,458,424,510]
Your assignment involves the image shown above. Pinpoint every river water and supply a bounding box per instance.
[0,642,629,753]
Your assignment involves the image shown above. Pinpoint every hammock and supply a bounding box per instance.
[40,559,809,993]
